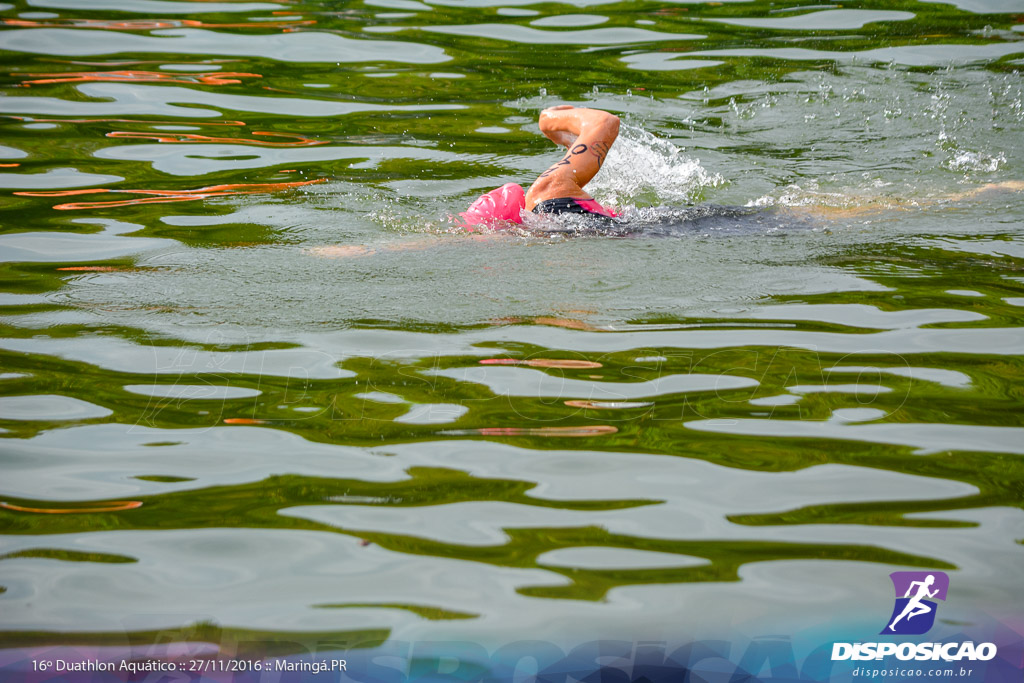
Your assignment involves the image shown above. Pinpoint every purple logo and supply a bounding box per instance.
[881,571,949,635]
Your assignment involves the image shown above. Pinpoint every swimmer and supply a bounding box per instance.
[313,106,623,257]
[460,107,1024,229]
[459,105,620,227]
[310,106,1024,257]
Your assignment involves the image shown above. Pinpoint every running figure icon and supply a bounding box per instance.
[888,575,939,632]
[882,571,949,636]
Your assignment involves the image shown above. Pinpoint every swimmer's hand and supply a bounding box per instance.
[546,129,576,148]
[539,105,618,150]
[540,106,578,147]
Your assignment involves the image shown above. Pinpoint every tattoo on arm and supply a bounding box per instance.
[537,142,607,178]
[589,141,610,167]
[538,153,573,178]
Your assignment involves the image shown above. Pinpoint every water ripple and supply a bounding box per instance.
[0,28,450,63]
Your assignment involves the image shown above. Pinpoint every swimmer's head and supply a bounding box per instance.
[457,183,525,228]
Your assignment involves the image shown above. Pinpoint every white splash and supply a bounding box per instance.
[586,123,723,208]
[747,181,858,210]
[945,149,1006,173]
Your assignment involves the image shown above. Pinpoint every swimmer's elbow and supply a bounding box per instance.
[607,114,620,136]
[593,112,619,140]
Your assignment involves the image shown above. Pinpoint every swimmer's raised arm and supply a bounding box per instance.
[526,106,619,211]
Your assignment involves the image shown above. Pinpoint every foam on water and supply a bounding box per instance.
[585,123,723,208]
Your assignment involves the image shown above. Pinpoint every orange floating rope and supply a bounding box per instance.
[106,130,323,147]
[1,18,183,29]
[21,70,262,87]
[57,196,219,209]
[528,359,603,369]
[21,179,325,197]
[25,189,109,197]
[223,418,268,425]
[0,500,142,514]
[564,400,653,409]
[16,178,326,210]
[1,18,314,30]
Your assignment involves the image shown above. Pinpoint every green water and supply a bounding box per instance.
[1,0,1023,651]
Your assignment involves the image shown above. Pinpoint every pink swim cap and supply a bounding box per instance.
[458,183,526,227]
